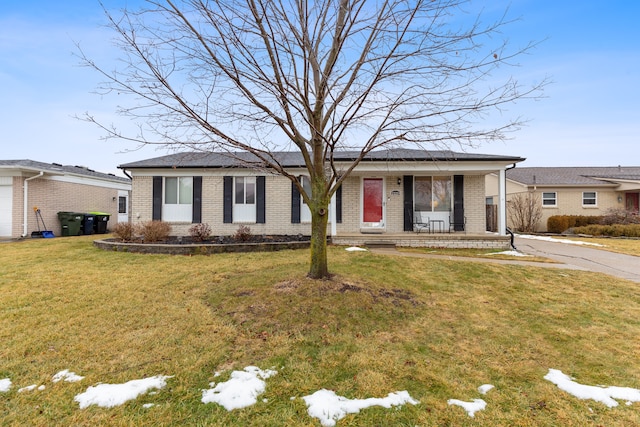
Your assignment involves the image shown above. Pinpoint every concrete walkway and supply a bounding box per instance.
[369,236,640,283]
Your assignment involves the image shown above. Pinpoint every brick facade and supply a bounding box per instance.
[131,172,488,239]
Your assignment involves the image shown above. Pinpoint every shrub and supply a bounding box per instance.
[189,223,212,242]
[547,215,602,233]
[507,192,543,232]
[233,225,252,242]
[139,220,172,243]
[600,208,640,225]
[547,216,569,234]
[573,224,640,238]
[112,222,138,242]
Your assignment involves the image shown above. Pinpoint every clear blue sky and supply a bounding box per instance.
[1,1,638,176]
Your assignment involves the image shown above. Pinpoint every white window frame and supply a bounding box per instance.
[300,176,312,223]
[582,191,597,207]
[542,192,557,207]
[414,176,452,212]
[163,177,192,222]
[234,176,256,223]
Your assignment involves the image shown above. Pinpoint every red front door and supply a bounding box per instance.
[363,178,384,225]
[627,193,639,213]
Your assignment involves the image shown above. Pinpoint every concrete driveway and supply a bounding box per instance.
[514,235,640,283]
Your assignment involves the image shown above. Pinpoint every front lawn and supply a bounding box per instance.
[1,236,640,426]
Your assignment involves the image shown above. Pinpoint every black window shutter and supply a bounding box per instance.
[152,176,162,221]
[291,179,301,224]
[453,175,464,231]
[223,176,233,223]
[335,185,342,224]
[256,176,266,224]
[403,175,413,231]
[192,176,202,223]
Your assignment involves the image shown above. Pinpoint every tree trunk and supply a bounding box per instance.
[308,205,330,279]
[307,163,330,279]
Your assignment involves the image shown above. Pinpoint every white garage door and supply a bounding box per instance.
[0,183,12,237]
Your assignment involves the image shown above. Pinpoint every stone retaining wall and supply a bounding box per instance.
[93,239,310,255]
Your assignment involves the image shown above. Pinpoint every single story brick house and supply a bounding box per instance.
[119,149,524,249]
[486,166,640,232]
[0,160,132,238]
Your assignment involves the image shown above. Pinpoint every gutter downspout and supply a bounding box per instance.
[504,163,517,250]
[22,171,44,237]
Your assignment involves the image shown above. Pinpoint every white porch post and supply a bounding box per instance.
[330,192,337,237]
[498,168,507,236]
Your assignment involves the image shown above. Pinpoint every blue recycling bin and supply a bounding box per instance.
[82,214,95,235]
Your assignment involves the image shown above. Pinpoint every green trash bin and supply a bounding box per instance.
[57,212,83,236]
[89,212,111,234]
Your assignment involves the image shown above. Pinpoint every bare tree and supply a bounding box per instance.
[81,0,545,279]
[507,192,543,233]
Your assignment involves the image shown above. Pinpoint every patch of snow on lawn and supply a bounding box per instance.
[0,378,11,392]
[518,234,604,247]
[74,375,172,409]
[202,366,277,410]
[345,246,368,252]
[18,384,39,393]
[478,384,494,394]
[302,389,419,427]
[544,369,640,408]
[52,369,84,383]
[485,250,529,257]
[447,398,487,417]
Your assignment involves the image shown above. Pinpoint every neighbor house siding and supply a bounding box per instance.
[21,176,123,236]
[528,188,620,232]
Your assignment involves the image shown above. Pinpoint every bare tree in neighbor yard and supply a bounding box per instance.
[507,192,543,233]
[82,0,545,279]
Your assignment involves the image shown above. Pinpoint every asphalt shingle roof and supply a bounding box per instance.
[118,149,524,169]
[0,160,130,183]
[507,166,640,186]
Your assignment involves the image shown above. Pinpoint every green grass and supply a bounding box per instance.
[2,236,640,426]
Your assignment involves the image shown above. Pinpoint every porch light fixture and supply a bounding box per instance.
[397,178,401,185]
[618,196,623,203]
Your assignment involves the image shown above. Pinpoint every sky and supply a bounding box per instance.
[1,1,639,178]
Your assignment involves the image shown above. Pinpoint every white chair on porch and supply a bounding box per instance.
[412,210,430,234]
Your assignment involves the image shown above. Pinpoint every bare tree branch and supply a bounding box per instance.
[80,0,547,277]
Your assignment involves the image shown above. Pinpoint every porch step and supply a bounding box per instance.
[363,241,397,249]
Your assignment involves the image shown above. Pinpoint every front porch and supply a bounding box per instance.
[331,232,512,250]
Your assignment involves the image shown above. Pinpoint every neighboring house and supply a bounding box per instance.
[486,166,640,232]
[119,149,523,248]
[0,160,132,239]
